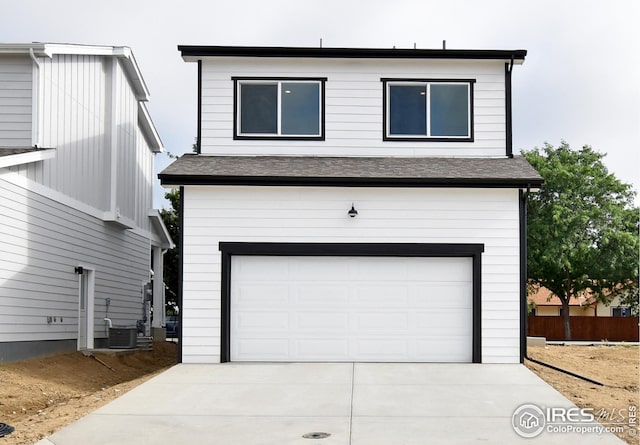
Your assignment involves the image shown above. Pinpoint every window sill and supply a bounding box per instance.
[234,135,325,141]
[383,136,474,142]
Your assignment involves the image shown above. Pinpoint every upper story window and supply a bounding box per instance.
[233,77,326,140]
[382,79,475,142]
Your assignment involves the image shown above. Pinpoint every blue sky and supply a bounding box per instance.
[1,0,637,208]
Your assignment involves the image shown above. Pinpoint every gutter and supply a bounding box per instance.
[29,48,41,147]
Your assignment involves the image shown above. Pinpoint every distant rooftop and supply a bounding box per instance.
[0,43,150,101]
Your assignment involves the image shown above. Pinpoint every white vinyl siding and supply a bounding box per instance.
[0,56,32,146]
[181,186,521,364]
[200,58,506,157]
[0,177,149,343]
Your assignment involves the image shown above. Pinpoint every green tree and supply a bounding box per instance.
[523,142,639,340]
[159,141,196,314]
[160,188,180,313]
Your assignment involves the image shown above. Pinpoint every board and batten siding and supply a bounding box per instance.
[114,60,154,232]
[7,55,154,232]
[199,58,506,157]
[131,127,154,232]
[0,176,150,344]
[0,55,32,146]
[181,186,521,364]
[11,54,111,211]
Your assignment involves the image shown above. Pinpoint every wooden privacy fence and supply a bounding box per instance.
[528,316,639,341]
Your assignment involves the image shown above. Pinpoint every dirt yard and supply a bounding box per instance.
[0,342,177,445]
[0,342,636,445]
[526,344,639,445]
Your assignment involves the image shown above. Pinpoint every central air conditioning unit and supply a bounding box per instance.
[108,327,138,349]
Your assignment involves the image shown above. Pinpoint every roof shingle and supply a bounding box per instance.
[0,147,40,157]
[158,155,543,188]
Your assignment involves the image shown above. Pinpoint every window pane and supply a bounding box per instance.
[430,84,469,137]
[240,83,277,134]
[389,85,426,135]
[281,82,320,135]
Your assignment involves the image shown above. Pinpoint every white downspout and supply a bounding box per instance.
[29,48,41,147]
[151,246,166,330]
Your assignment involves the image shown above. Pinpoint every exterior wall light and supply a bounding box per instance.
[348,203,358,218]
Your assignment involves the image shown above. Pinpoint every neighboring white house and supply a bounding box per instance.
[159,45,543,364]
[0,43,173,361]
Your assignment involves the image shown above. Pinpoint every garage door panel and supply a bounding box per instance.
[415,310,472,334]
[294,339,350,359]
[235,256,290,279]
[293,257,351,280]
[416,338,472,362]
[406,258,473,280]
[354,285,409,306]
[235,285,290,306]
[231,256,473,362]
[296,312,349,330]
[355,312,409,330]
[234,311,289,330]
[354,338,409,360]
[293,285,349,306]
[353,258,409,281]
[235,338,290,360]
[410,283,472,308]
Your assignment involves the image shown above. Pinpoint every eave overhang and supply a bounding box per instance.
[0,147,55,168]
[179,45,527,64]
[158,155,543,189]
[148,209,175,249]
[138,103,164,153]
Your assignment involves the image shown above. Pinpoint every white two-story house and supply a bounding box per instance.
[0,43,173,361]
[159,45,542,364]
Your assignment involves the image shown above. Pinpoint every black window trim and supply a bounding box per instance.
[381,78,475,142]
[232,76,327,141]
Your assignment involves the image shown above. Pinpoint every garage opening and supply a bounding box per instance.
[220,243,483,363]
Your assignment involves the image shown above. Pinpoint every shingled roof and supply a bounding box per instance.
[159,155,543,188]
[0,146,56,168]
[0,147,41,157]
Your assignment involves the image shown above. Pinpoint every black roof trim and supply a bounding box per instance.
[158,174,540,189]
[178,45,527,61]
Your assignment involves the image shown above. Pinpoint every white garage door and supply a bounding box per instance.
[230,256,473,362]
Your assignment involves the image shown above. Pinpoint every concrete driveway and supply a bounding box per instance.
[36,363,626,445]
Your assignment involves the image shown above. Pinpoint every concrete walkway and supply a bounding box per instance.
[36,363,626,444]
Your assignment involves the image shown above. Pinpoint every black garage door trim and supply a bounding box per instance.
[219,242,484,363]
